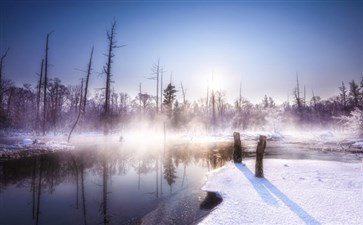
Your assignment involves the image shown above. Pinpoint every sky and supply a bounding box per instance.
[1,0,362,104]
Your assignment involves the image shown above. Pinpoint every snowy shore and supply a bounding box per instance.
[199,159,363,225]
[0,138,74,159]
[1,130,362,160]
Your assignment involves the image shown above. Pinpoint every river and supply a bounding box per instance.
[0,137,361,225]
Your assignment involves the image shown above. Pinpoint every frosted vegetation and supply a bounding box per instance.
[1,71,363,139]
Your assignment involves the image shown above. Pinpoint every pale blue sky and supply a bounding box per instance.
[1,0,362,103]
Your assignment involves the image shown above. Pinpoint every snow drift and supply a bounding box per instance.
[199,159,363,225]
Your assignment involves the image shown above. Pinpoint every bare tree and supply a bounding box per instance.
[0,48,10,111]
[215,91,226,122]
[68,46,94,142]
[236,81,242,109]
[210,75,216,131]
[160,67,165,112]
[294,73,302,108]
[339,82,348,111]
[48,78,68,134]
[138,92,152,110]
[36,59,44,135]
[43,32,53,135]
[147,59,160,113]
[180,81,187,105]
[68,79,84,143]
[349,80,360,108]
[139,82,142,117]
[83,46,93,113]
[103,21,124,134]
[303,85,306,107]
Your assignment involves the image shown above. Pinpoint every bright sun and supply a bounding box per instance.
[192,65,228,98]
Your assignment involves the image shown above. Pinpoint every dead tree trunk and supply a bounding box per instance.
[211,89,216,131]
[68,79,84,143]
[255,135,266,178]
[6,87,13,116]
[180,81,187,105]
[233,132,242,163]
[147,59,163,113]
[0,48,10,111]
[103,21,124,135]
[156,60,159,113]
[104,22,116,135]
[160,67,164,112]
[68,46,93,143]
[36,59,44,135]
[83,46,93,113]
[294,73,302,109]
[43,32,53,136]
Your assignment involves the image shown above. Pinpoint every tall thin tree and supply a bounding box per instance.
[211,75,216,131]
[0,48,10,111]
[147,59,160,113]
[36,59,44,135]
[103,21,124,134]
[83,46,93,113]
[180,81,187,105]
[68,46,94,142]
[160,67,166,112]
[239,81,242,108]
[43,32,53,136]
[139,82,142,117]
[349,80,360,108]
[68,79,84,143]
[294,73,302,108]
[339,81,348,111]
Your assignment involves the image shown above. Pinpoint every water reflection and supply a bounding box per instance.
[0,141,233,225]
[163,147,177,192]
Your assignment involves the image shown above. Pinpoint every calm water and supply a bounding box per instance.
[1,138,362,225]
[0,140,233,225]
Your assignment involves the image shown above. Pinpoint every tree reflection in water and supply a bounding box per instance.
[0,141,233,224]
[163,147,177,192]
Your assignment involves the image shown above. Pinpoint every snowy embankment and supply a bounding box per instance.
[181,130,363,153]
[0,138,74,159]
[199,159,363,225]
[239,131,363,153]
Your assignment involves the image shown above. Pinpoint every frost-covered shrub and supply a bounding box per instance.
[336,108,363,136]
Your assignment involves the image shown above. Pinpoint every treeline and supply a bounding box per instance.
[1,72,362,135]
[0,22,362,136]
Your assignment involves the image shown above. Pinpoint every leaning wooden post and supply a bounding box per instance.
[255,135,266,177]
[233,132,242,163]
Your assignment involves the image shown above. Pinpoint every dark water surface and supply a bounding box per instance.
[1,138,362,225]
[0,140,233,225]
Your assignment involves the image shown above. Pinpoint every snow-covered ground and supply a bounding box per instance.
[199,159,363,225]
[0,137,74,159]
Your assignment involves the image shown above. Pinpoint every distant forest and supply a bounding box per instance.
[1,22,362,136]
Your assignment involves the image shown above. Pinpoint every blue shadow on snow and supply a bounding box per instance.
[235,163,320,225]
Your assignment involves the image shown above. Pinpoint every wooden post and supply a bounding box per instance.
[233,132,242,163]
[255,135,266,177]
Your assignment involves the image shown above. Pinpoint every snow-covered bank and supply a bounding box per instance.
[189,130,363,153]
[199,159,363,225]
[0,138,74,159]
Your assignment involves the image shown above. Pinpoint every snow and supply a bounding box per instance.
[352,142,363,149]
[0,138,74,159]
[21,138,33,145]
[199,159,363,225]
